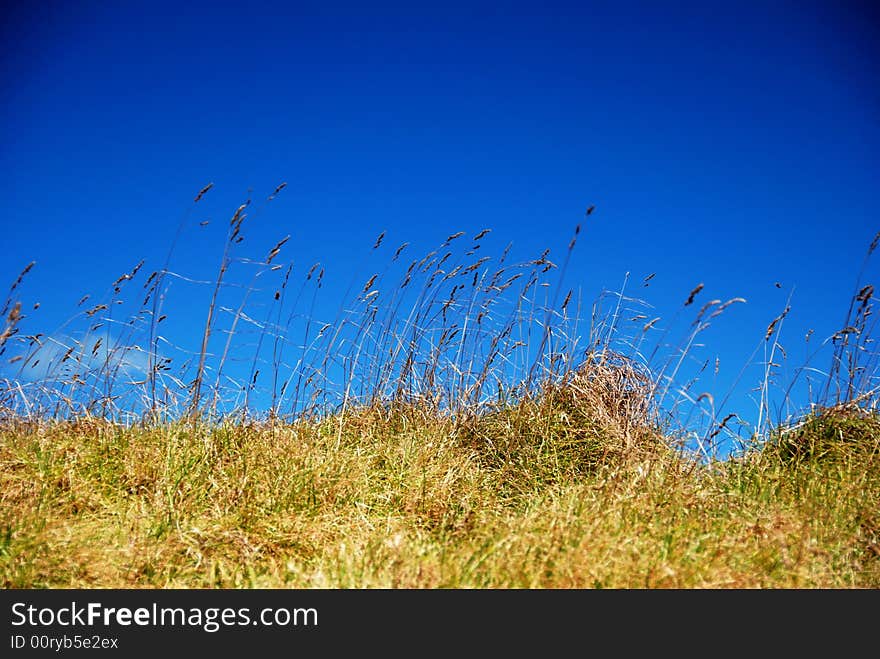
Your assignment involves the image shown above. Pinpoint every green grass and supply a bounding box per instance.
[2,401,877,588]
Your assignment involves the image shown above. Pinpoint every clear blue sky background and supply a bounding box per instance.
[2,1,878,448]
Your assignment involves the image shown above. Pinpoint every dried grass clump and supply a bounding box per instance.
[459,351,667,484]
[550,353,662,452]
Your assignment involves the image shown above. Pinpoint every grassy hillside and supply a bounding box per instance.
[1,189,879,588]
[2,400,878,588]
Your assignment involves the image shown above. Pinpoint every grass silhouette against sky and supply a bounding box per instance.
[2,1,879,451]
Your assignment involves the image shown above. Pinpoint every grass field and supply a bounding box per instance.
[2,405,878,588]
[2,188,878,588]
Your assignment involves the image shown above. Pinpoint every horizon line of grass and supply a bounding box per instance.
[0,183,878,461]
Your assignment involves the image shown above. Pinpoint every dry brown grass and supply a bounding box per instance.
[2,399,878,588]
[1,185,879,589]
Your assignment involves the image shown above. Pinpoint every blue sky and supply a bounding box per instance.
[2,1,878,449]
